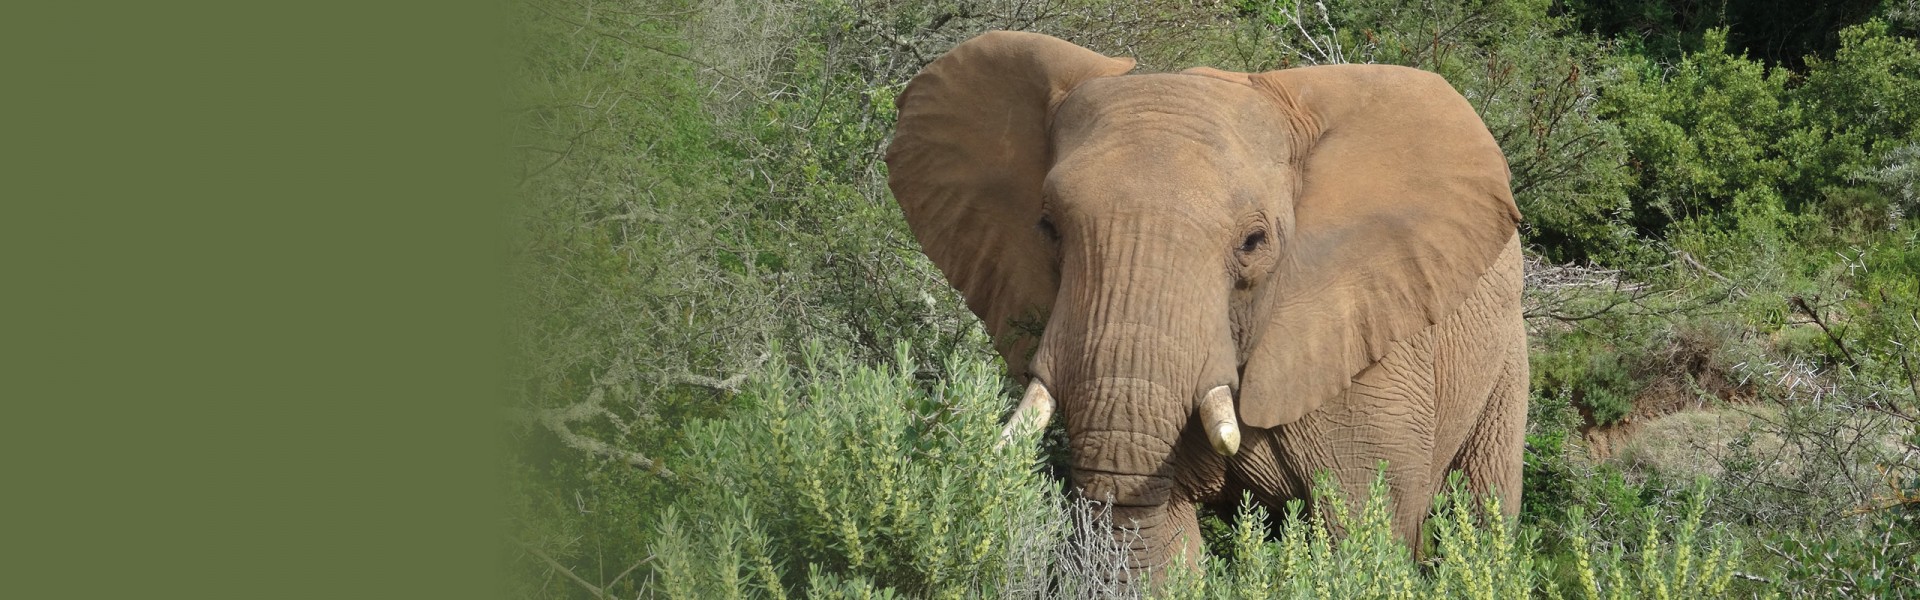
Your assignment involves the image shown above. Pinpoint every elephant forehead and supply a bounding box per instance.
[1053,74,1293,160]
[1047,75,1293,215]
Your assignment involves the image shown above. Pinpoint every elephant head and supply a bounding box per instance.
[886,32,1519,574]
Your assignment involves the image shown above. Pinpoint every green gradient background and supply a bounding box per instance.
[4,2,506,597]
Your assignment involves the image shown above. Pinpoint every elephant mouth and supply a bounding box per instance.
[1071,467,1174,507]
[1000,380,1240,457]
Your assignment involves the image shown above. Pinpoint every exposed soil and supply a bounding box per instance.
[1576,335,1761,460]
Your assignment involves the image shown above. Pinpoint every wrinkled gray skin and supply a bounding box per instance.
[886,32,1528,581]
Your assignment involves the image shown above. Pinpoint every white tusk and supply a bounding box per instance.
[1200,385,1241,456]
[997,380,1055,449]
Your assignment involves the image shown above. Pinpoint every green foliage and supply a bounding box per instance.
[650,342,1059,598]
[1532,332,1647,426]
[1602,27,1795,236]
[1186,472,1748,599]
[1557,481,1746,600]
[507,1,997,593]
[1603,21,1920,239]
[1760,509,1918,598]
[1788,19,1920,217]
[1520,385,1666,533]
[649,356,1756,598]
[1181,476,1432,599]
[1558,0,1882,68]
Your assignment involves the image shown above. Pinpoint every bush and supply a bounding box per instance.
[1602,27,1793,238]
[1602,21,1920,240]
[1178,475,1540,600]
[641,343,1757,599]
[650,341,1062,598]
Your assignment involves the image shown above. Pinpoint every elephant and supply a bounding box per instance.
[884,31,1528,578]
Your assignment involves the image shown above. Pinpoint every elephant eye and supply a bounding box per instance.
[1239,230,1266,253]
[1037,218,1061,242]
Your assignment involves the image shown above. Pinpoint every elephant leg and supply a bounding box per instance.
[1447,345,1527,515]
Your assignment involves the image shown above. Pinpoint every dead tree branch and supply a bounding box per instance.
[663,351,769,393]
[1522,253,1661,323]
[539,368,674,478]
[517,539,619,600]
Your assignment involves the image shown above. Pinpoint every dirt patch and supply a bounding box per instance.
[1577,327,1761,460]
[1579,377,1753,459]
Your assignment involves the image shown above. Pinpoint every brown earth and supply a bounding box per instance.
[1578,374,1760,460]
[1576,328,1762,461]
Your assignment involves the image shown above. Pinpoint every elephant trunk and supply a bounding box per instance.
[1031,217,1240,576]
[1058,374,1207,576]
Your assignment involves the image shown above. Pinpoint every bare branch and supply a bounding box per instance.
[663,351,770,393]
[1522,253,1664,323]
[539,371,674,478]
[1676,250,1740,292]
[517,539,618,600]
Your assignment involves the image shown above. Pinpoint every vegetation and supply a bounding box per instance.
[509,0,1920,597]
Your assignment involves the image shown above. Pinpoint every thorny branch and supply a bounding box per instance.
[1789,295,1861,369]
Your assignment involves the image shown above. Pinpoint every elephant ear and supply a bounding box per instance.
[1228,65,1520,428]
[885,32,1134,378]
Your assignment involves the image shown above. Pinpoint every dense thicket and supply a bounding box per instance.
[510,1,1920,597]
[1560,0,1886,67]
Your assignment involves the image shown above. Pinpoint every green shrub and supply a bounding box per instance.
[1602,27,1793,238]
[1530,319,1656,426]
[650,341,1064,598]
[641,342,1759,598]
[1556,481,1745,600]
[1760,509,1918,599]
[1174,474,1537,600]
[1784,20,1920,208]
[1602,21,1920,241]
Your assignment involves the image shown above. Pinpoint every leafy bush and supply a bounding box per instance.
[1602,27,1794,237]
[1785,20,1920,207]
[642,343,1755,599]
[1178,476,1540,600]
[651,341,1062,598]
[1603,21,1920,240]
[1554,484,1746,600]
[1532,335,1645,426]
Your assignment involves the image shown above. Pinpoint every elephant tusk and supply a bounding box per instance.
[997,380,1055,449]
[1200,385,1241,456]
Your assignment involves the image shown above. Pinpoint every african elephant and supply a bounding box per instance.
[884,32,1528,577]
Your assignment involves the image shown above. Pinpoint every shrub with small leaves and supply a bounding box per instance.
[650,341,1064,598]
[1558,480,1745,600]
